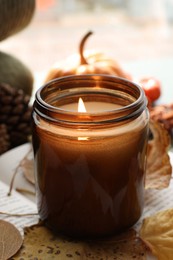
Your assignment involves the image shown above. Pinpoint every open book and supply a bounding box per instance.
[0,181,38,235]
[0,143,38,234]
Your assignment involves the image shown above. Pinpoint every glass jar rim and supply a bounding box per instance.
[33,74,147,125]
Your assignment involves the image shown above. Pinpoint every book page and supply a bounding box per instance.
[0,181,38,235]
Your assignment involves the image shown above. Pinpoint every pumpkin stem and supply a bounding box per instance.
[79,31,93,65]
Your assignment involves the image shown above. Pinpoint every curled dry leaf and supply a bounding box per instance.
[149,102,173,135]
[13,224,148,259]
[20,148,35,185]
[0,220,23,260]
[145,120,172,189]
[8,147,35,196]
[140,208,173,260]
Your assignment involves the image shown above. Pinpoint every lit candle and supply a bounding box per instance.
[32,75,149,238]
[78,97,86,112]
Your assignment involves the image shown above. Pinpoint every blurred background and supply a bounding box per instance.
[0,0,173,153]
[0,0,173,110]
[1,0,173,76]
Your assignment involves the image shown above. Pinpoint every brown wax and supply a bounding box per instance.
[32,123,148,238]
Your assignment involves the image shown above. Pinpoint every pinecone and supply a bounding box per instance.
[0,124,10,155]
[0,83,32,150]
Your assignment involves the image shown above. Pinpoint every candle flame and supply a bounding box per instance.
[77,98,88,141]
[78,98,86,112]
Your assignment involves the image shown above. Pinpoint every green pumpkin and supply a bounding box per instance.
[0,51,33,96]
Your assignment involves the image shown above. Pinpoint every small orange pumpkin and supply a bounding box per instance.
[45,31,131,82]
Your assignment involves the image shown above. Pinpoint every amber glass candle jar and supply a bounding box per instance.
[32,75,149,238]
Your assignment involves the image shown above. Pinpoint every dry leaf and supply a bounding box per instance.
[13,224,148,259]
[85,234,148,259]
[8,148,35,196]
[0,220,23,260]
[145,120,172,189]
[140,208,173,260]
[21,148,35,185]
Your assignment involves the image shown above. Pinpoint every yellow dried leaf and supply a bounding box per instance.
[13,224,148,259]
[145,120,172,189]
[140,208,173,260]
[0,220,23,260]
